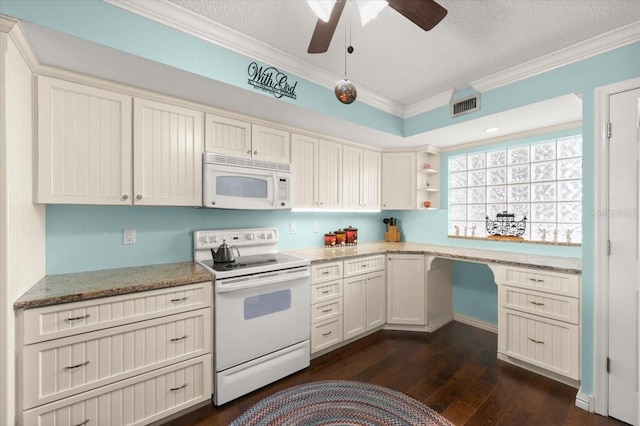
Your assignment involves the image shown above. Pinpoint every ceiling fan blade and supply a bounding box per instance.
[307,0,347,54]
[387,0,448,31]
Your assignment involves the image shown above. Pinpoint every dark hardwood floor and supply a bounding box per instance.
[162,322,626,425]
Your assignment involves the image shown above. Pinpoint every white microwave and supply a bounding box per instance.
[202,153,291,210]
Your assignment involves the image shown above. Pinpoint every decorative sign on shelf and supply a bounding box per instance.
[247,62,298,100]
[485,211,527,240]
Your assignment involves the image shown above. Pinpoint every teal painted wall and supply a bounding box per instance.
[453,262,498,325]
[3,0,640,398]
[46,205,385,274]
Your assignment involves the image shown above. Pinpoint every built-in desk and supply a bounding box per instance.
[286,242,582,387]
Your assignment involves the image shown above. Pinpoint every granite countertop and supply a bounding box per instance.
[284,242,582,274]
[14,261,213,310]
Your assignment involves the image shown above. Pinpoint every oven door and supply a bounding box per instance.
[203,163,276,209]
[214,266,310,371]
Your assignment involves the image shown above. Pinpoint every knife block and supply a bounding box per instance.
[385,225,400,242]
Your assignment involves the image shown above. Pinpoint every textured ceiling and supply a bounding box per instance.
[165,0,640,108]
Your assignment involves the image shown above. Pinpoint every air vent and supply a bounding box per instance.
[204,153,290,172]
[450,93,480,118]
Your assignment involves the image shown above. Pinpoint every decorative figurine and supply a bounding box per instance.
[553,228,558,243]
[464,225,468,237]
[539,227,547,242]
[565,228,574,243]
[454,225,460,236]
[471,224,476,237]
[485,211,527,240]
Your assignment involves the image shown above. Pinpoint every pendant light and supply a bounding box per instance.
[335,3,357,104]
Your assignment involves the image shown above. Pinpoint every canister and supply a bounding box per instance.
[334,229,346,246]
[324,232,336,247]
[345,226,358,245]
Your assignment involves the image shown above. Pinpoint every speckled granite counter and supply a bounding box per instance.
[14,262,213,310]
[284,242,581,274]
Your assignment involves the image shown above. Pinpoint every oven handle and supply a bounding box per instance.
[215,268,310,293]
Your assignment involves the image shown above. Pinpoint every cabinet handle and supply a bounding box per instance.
[253,150,258,155]
[529,301,545,306]
[136,195,142,200]
[527,337,545,344]
[246,149,251,154]
[321,271,330,275]
[65,314,90,322]
[361,264,367,268]
[170,335,188,342]
[170,384,187,392]
[74,420,90,426]
[322,308,332,313]
[121,194,128,201]
[528,278,545,283]
[322,331,332,336]
[321,290,331,293]
[170,297,188,303]
[64,360,90,370]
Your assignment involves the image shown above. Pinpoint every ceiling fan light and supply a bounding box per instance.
[357,0,388,26]
[306,0,337,22]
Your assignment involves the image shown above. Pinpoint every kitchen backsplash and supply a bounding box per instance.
[46,205,388,274]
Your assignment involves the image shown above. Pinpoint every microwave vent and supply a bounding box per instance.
[204,153,291,172]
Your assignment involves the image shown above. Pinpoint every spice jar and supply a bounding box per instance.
[324,232,336,247]
[334,229,346,246]
[345,226,358,245]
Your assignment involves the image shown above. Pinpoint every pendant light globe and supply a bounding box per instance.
[335,79,357,104]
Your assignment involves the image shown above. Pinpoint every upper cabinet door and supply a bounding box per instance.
[342,145,363,210]
[133,98,203,206]
[36,76,133,204]
[382,152,416,210]
[204,114,251,158]
[251,125,290,164]
[318,139,342,209]
[361,150,381,210]
[291,133,318,209]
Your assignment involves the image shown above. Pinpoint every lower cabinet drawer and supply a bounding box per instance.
[310,280,343,304]
[311,298,343,324]
[311,317,343,353]
[499,309,579,380]
[23,309,211,409]
[500,285,579,324]
[23,354,212,426]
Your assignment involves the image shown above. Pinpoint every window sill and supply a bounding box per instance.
[447,235,581,247]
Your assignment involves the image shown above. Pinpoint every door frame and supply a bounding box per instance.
[594,76,640,416]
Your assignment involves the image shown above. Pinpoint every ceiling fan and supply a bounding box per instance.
[307,0,448,54]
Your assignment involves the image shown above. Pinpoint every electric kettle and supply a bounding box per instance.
[211,239,240,263]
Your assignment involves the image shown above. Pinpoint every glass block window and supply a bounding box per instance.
[449,136,582,244]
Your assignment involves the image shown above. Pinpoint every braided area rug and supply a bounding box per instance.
[231,380,454,426]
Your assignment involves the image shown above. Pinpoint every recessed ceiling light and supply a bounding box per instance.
[484,127,499,133]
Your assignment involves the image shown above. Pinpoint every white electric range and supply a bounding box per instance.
[193,227,310,405]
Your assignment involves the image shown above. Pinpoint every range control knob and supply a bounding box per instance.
[199,235,208,244]
[208,236,216,243]
[246,234,255,241]
[266,232,273,240]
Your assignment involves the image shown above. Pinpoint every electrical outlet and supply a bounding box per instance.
[313,222,319,233]
[290,223,296,234]
[123,228,136,245]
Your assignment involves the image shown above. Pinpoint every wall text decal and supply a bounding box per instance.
[247,62,297,100]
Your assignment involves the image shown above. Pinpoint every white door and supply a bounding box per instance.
[382,152,416,210]
[204,114,252,158]
[251,125,290,164]
[290,133,318,208]
[342,145,363,210]
[318,139,342,209]
[608,87,640,425]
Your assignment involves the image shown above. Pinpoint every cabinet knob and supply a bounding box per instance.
[136,195,142,200]
[121,195,129,201]
[246,149,251,154]
[253,150,258,155]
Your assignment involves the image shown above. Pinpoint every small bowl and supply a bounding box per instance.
[423,201,431,208]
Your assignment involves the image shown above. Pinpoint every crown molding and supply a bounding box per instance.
[0,15,40,71]
[98,3,640,118]
[105,0,405,116]
[471,20,640,93]
[0,15,18,33]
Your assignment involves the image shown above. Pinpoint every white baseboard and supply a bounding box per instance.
[428,312,454,332]
[453,313,498,333]
[575,388,594,412]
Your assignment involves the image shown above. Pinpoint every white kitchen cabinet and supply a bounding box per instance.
[310,261,344,354]
[205,114,290,164]
[416,146,440,210]
[291,133,341,209]
[382,152,416,210]
[133,98,203,206]
[386,254,425,325]
[36,76,133,204]
[495,265,581,383]
[342,146,381,210]
[18,283,213,425]
[343,256,385,340]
